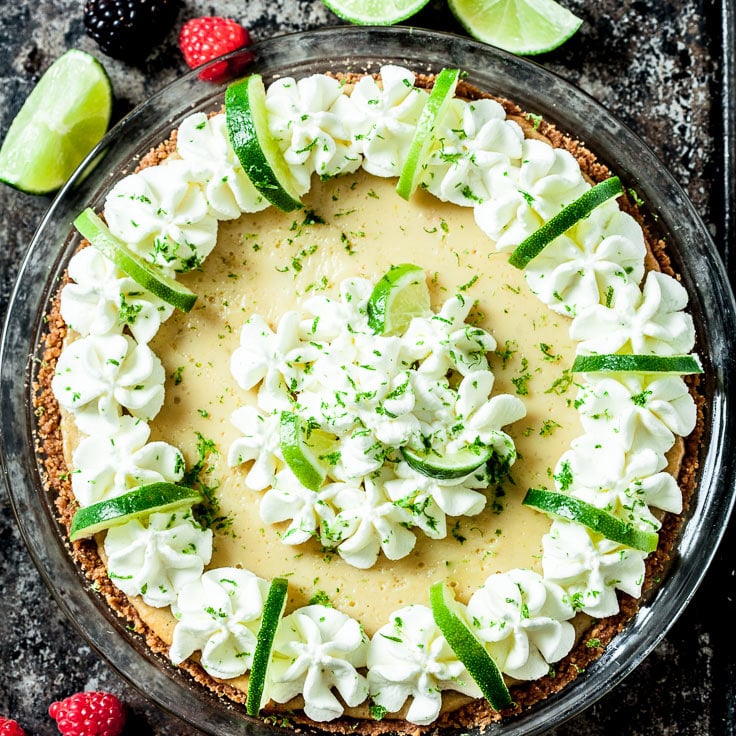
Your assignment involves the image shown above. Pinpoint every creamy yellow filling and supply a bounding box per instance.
[119,170,582,650]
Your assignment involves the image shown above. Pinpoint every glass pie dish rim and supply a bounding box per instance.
[1,24,735,736]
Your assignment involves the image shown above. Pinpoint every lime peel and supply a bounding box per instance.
[0,49,112,194]
[73,208,198,313]
[367,263,430,335]
[448,0,583,56]
[396,68,460,201]
[571,354,703,375]
[247,576,289,716]
[226,74,303,212]
[401,444,492,480]
[508,176,623,269]
[321,0,431,24]
[69,482,202,542]
[429,580,512,711]
[280,411,336,491]
[522,488,659,553]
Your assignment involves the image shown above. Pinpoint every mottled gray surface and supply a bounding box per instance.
[0,1,734,735]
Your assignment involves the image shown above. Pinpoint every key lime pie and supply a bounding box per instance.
[36,64,702,731]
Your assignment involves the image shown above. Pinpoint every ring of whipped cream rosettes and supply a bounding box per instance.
[51,66,698,726]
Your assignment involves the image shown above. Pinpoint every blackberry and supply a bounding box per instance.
[83,0,180,62]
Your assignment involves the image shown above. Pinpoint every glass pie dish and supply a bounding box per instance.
[1,25,735,736]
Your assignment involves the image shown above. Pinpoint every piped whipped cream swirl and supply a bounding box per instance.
[367,604,482,725]
[269,605,369,722]
[105,509,212,609]
[170,568,269,679]
[61,246,174,344]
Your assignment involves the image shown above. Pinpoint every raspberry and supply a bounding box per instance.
[83,0,181,63]
[0,718,26,736]
[178,16,253,82]
[48,692,125,736]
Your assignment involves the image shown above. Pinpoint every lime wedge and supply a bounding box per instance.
[402,444,492,480]
[508,176,623,269]
[571,354,703,375]
[321,0,431,24]
[522,488,659,552]
[74,208,198,312]
[69,482,202,542]
[367,263,430,336]
[247,577,289,716]
[396,68,460,200]
[225,74,303,212]
[509,176,623,268]
[448,0,583,56]
[280,411,339,491]
[0,49,112,194]
[429,581,512,710]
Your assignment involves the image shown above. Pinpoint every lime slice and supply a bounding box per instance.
[571,354,703,375]
[225,74,303,212]
[74,208,197,312]
[396,68,460,201]
[321,0,431,24]
[429,581,512,710]
[508,176,623,269]
[522,488,659,552]
[0,49,112,194]
[247,577,289,716]
[367,263,430,335]
[69,482,202,542]
[402,444,492,480]
[280,411,339,491]
[448,0,583,56]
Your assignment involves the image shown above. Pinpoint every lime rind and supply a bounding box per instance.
[366,263,430,335]
[73,208,198,312]
[522,488,659,553]
[322,0,432,24]
[402,444,492,480]
[571,354,703,375]
[69,482,202,542]
[226,75,303,212]
[448,0,583,56]
[396,68,460,200]
[247,576,289,716]
[0,49,112,194]
[430,581,512,710]
[508,176,623,269]
[279,411,328,491]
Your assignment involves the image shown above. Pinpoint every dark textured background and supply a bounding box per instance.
[1,1,734,734]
